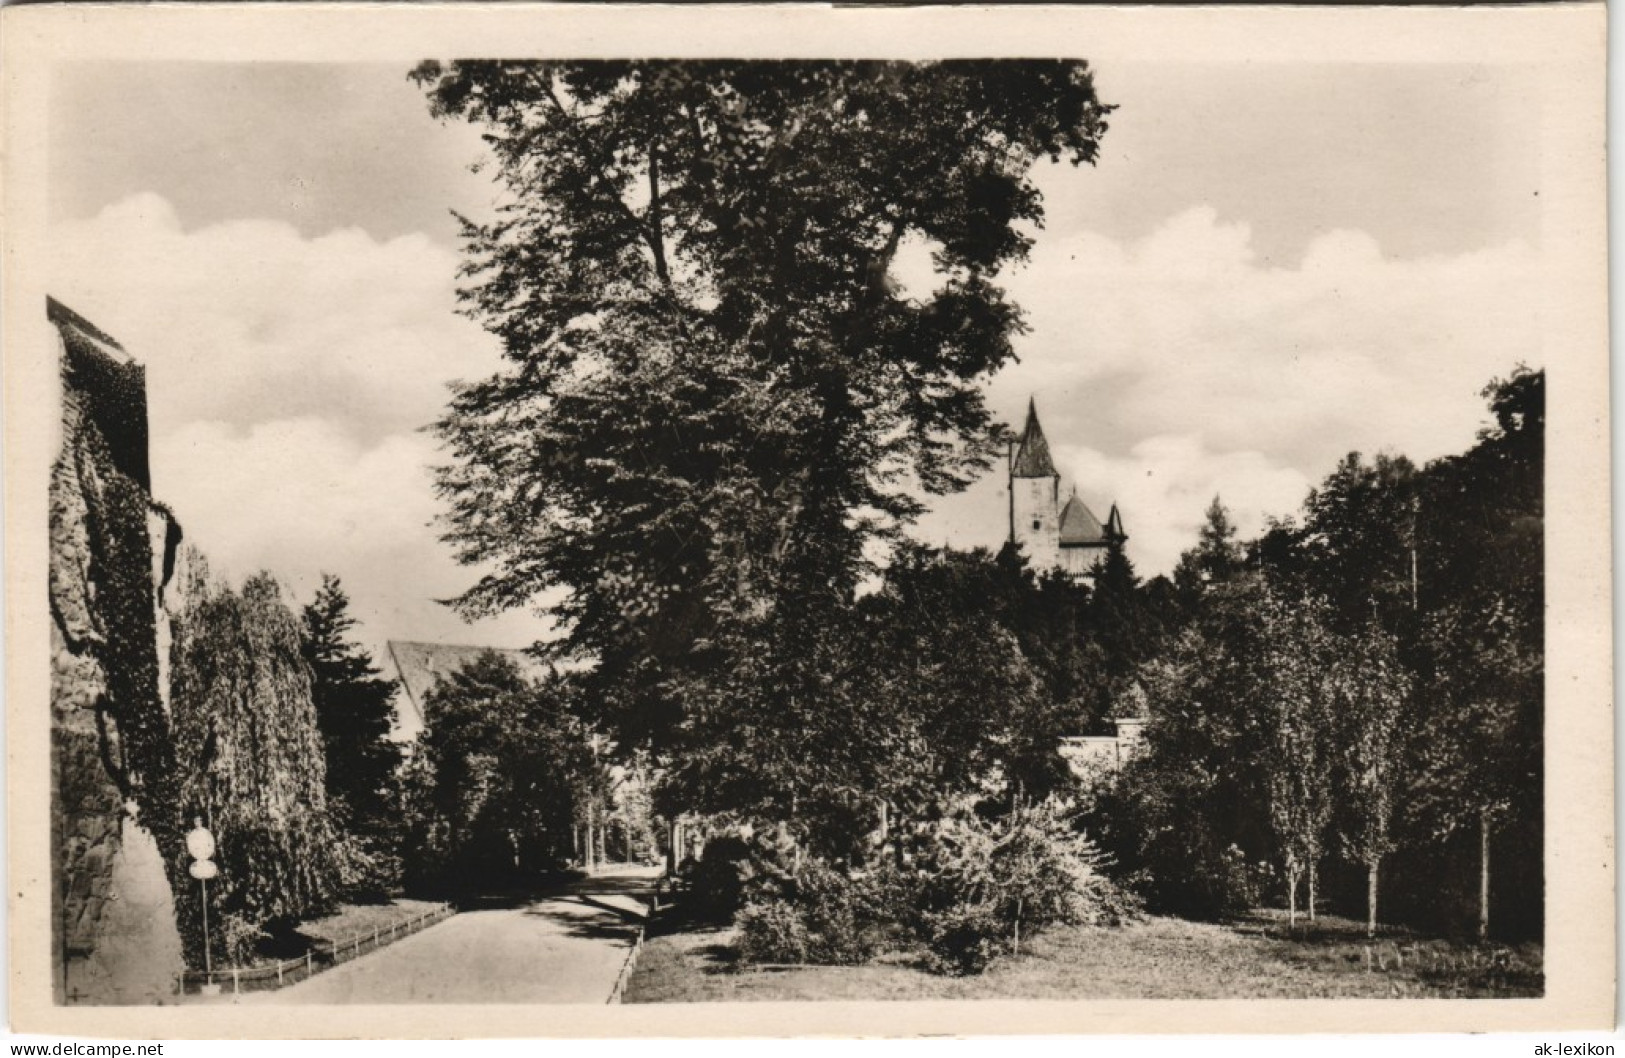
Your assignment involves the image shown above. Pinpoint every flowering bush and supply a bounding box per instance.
[897,799,1140,974]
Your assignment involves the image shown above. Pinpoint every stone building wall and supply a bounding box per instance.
[48,298,185,1004]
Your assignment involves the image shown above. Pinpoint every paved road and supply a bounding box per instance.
[244,865,661,1005]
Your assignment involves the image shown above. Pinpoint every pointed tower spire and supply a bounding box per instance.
[1106,503,1127,541]
[1010,398,1058,479]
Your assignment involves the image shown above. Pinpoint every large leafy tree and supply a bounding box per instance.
[1290,452,1421,634]
[300,575,404,886]
[401,652,604,892]
[1092,571,1276,921]
[1409,366,1543,939]
[413,60,1113,816]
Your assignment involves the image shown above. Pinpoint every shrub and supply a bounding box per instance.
[216,912,271,966]
[794,860,886,964]
[685,834,757,921]
[734,854,887,966]
[916,902,1008,976]
[737,899,811,964]
[1131,838,1256,921]
[894,799,1140,974]
[333,836,403,903]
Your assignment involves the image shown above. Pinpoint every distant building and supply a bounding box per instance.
[1008,398,1125,580]
[384,640,551,744]
[1060,717,1148,784]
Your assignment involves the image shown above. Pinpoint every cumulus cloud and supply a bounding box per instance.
[55,191,1537,636]
[911,206,1540,575]
[50,192,498,446]
[51,193,547,651]
[152,418,552,657]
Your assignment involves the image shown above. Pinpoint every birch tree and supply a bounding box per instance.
[1332,625,1410,936]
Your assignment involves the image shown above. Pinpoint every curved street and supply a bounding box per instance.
[242,865,660,1005]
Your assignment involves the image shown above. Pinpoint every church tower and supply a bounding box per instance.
[1008,398,1127,579]
[1009,398,1062,570]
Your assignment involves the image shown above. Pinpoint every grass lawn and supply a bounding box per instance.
[295,898,449,948]
[624,909,1542,1002]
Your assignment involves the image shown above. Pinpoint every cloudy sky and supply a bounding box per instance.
[47,60,1544,655]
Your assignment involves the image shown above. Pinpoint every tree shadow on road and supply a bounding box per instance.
[521,900,644,943]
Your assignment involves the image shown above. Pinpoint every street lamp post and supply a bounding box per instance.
[186,820,219,990]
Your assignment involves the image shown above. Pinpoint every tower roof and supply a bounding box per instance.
[1106,504,1127,540]
[1058,491,1109,547]
[1010,398,1058,478]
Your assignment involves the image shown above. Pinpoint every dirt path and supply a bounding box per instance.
[241,865,661,1005]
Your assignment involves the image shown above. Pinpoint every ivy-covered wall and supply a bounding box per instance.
[49,298,185,1004]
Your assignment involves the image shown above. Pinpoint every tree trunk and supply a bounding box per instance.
[1013,897,1023,957]
[1479,810,1492,941]
[1308,861,1318,922]
[1286,863,1298,930]
[1366,859,1380,938]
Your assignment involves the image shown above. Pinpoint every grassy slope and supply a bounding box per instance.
[296,898,448,946]
[624,911,1543,1003]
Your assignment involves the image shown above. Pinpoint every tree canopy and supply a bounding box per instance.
[401,651,604,892]
[413,60,1113,768]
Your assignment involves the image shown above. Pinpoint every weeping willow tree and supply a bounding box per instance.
[168,551,342,966]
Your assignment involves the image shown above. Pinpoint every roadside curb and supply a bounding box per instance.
[606,873,665,1004]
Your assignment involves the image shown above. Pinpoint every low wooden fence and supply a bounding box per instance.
[179,903,455,996]
[607,871,670,1004]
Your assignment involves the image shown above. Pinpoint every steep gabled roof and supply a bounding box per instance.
[1058,492,1109,547]
[1011,398,1058,479]
[385,641,552,744]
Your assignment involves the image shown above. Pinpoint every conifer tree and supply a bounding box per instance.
[300,575,404,888]
[300,576,402,826]
[1089,534,1148,723]
[1174,495,1246,601]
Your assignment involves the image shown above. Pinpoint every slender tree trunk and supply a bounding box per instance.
[1013,897,1023,957]
[1366,859,1380,938]
[1286,862,1299,930]
[1479,810,1492,941]
[1308,861,1318,923]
